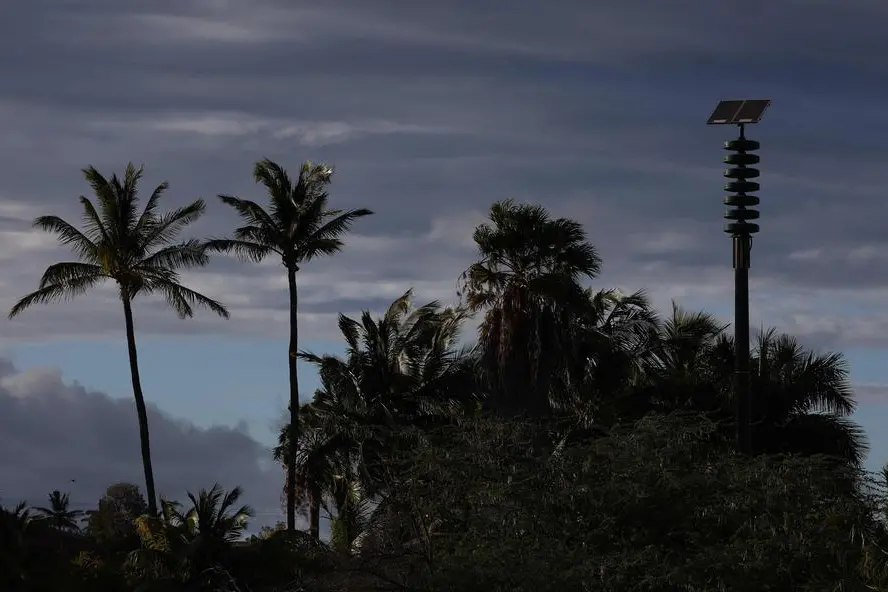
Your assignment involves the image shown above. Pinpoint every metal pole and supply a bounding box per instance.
[733,233,751,455]
[724,122,759,456]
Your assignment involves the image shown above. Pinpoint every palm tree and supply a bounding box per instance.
[308,291,477,426]
[0,500,34,589]
[9,164,229,515]
[552,288,660,427]
[633,310,865,463]
[170,484,254,543]
[617,305,745,443]
[33,490,84,532]
[274,402,351,541]
[748,329,866,463]
[327,475,374,555]
[643,304,732,415]
[208,159,372,532]
[276,291,478,540]
[130,485,252,588]
[459,199,601,417]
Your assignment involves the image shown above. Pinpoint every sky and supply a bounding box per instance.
[2,0,888,532]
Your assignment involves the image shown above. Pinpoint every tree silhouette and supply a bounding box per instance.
[34,491,84,532]
[208,158,371,532]
[460,199,600,417]
[9,165,230,515]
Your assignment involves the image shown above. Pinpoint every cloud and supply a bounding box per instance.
[0,0,887,354]
[0,357,290,532]
[88,112,457,147]
[124,13,284,44]
[853,384,888,406]
[272,120,456,146]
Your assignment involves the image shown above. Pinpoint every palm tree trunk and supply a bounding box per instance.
[122,295,158,517]
[286,268,300,532]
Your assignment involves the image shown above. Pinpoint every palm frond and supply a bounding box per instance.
[254,159,296,223]
[9,273,103,318]
[254,158,293,195]
[78,196,111,245]
[121,162,146,234]
[337,314,364,353]
[297,208,374,262]
[770,413,869,466]
[82,166,121,239]
[147,279,230,320]
[37,262,105,289]
[33,215,100,262]
[204,238,278,263]
[139,240,210,271]
[217,195,279,235]
[140,199,206,252]
[133,180,170,235]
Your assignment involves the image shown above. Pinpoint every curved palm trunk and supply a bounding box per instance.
[122,296,158,517]
[286,269,300,532]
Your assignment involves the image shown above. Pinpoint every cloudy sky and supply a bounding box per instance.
[2,0,888,530]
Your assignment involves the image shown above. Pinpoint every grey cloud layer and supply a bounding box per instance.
[0,357,288,531]
[1,0,887,349]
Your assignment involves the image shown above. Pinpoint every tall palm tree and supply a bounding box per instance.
[9,164,229,516]
[33,490,84,532]
[459,199,601,417]
[207,158,372,532]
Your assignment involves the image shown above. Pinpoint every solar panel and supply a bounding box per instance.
[707,99,771,125]
[732,99,770,124]
[707,100,744,125]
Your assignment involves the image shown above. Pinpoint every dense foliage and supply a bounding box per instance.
[3,162,887,591]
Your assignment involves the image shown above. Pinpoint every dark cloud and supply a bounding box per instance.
[0,357,290,532]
